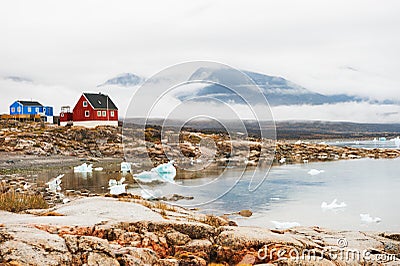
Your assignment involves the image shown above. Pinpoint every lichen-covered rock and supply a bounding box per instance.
[87,252,119,266]
[166,231,191,246]
[78,235,113,255]
[116,247,159,265]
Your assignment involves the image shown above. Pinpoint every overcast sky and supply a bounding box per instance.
[0,0,399,122]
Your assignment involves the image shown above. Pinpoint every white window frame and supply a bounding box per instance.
[83,101,88,107]
[85,110,90,117]
[17,107,21,113]
[27,107,31,112]
[11,107,15,113]
[36,107,39,112]
[97,111,101,117]
[110,111,115,117]
[102,111,106,117]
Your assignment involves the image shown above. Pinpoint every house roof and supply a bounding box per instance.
[83,93,118,110]
[17,100,43,106]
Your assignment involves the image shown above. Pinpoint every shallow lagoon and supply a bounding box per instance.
[34,157,400,231]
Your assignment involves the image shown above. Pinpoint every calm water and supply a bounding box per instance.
[328,139,400,150]
[32,158,400,231]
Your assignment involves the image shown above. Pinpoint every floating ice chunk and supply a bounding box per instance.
[46,174,64,193]
[121,162,132,173]
[279,158,286,164]
[379,137,387,142]
[108,177,127,195]
[135,161,176,183]
[94,167,103,171]
[63,198,70,204]
[74,163,93,173]
[270,220,300,229]
[321,199,347,210]
[270,197,280,201]
[392,137,400,148]
[360,214,381,223]
[308,169,325,176]
[295,140,302,145]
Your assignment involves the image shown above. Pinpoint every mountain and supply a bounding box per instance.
[99,69,395,106]
[98,73,145,87]
[177,68,364,106]
[4,76,32,83]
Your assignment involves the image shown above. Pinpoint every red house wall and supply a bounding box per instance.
[73,95,118,122]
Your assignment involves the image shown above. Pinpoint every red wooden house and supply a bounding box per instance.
[60,93,118,128]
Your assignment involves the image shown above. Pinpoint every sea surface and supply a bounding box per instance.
[33,156,400,231]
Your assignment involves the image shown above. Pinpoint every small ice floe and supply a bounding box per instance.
[63,198,70,204]
[295,140,302,145]
[141,189,163,200]
[74,163,93,173]
[46,174,64,193]
[321,199,347,210]
[379,137,387,142]
[270,220,300,229]
[392,137,400,148]
[303,159,309,164]
[134,161,176,183]
[360,213,381,223]
[270,197,280,201]
[94,167,103,171]
[108,177,127,195]
[279,157,286,164]
[308,169,325,176]
[121,162,132,173]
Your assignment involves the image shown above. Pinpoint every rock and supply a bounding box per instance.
[78,235,113,255]
[166,231,191,246]
[116,247,159,265]
[175,239,213,260]
[87,252,119,266]
[238,209,252,217]
[0,226,71,265]
[156,258,180,266]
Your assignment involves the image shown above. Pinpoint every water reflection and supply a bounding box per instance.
[23,158,400,231]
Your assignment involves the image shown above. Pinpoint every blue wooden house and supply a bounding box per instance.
[9,100,54,121]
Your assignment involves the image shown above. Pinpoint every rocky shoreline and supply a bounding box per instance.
[1,196,399,265]
[1,121,399,169]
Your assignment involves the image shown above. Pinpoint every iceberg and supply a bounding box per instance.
[134,161,176,183]
[74,163,93,173]
[308,169,325,176]
[121,162,132,173]
[391,137,400,148]
[94,167,103,171]
[321,199,347,210]
[46,174,64,193]
[108,177,127,195]
[360,213,381,223]
[270,220,300,229]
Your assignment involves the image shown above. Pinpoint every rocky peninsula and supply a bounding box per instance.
[1,196,399,265]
